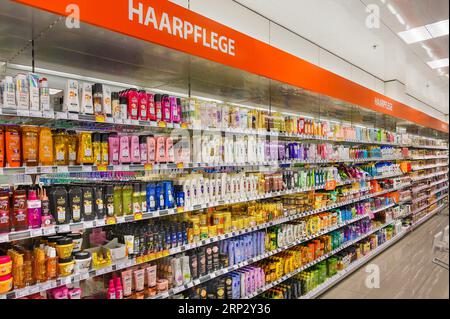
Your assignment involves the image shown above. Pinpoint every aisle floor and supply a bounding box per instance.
[320,211,449,299]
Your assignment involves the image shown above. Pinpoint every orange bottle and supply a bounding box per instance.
[5,126,21,167]
[39,127,54,166]
[0,126,4,167]
[21,126,39,166]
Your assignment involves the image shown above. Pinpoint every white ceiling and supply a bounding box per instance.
[234,0,449,115]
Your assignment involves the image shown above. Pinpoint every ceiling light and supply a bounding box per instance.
[387,3,397,14]
[421,44,435,58]
[396,14,405,25]
[425,19,449,38]
[427,58,449,69]
[398,26,432,44]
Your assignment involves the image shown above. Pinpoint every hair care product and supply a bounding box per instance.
[80,83,94,114]
[147,93,156,121]
[108,134,120,165]
[68,186,83,223]
[39,127,54,166]
[119,135,130,164]
[27,189,41,229]
[64,79,80,113]
[28,73,40,111]
[5,126,21,167]
[130,135,140,164]
[21,126,39,166]
[127,89,139,120]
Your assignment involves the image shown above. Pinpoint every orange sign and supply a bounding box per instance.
[13,0,449,133]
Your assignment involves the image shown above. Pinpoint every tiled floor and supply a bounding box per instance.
[321,209,449,299]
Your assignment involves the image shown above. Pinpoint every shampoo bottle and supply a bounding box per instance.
[119,135,131,164]
[130,135,141,164]
[138,90,148,121]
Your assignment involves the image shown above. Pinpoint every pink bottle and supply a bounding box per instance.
[154,94,163,121]
[130,135,141,164]
[147,136,156,163]
[166,137,175,163]
[27,189,42,229]
[139,136,148,164]
[107,279,116,299]
[161,95,171,123]
[115,277,123,299]
[119,135,130,164]
[169,97,180,123]
[127,89,139,120]
[108,134,120,165]
[176,98,183,123]
[155,136,166,163]
[138,90,148,121]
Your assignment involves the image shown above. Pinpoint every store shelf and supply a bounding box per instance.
[407,145,449,150]
[429,186,449,196]
[152,204,397,300]
[429,179,449,187]
[410,194,449,215]
[298,203,447,299]
[0,199,396,300]
[242,220,395,299]
[0,106,405,147]
[411,163,449,171]
[298,230,407,299]
[409,155,448,160]
[411,170,449,183]
[0,175,406,243]
[0,156,408,177]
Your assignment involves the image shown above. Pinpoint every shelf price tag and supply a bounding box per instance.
[157,121,167,128]
[176,207,184,213]
[96,219,106,227]
[57,224,70,233]
[96,164,107,172]
[57,166,69,173]
[106,217,116,225]
[176,162,184,169]
[134,212,143,221]
[95,115,105,122]
[25,167,38,174]
[17,110,30,117]
[40,166,53,174]
[43,226,56,235]
[144,163,153,171]
[0,234,9,243]
[68,113,78,120]
[325,180,336,191]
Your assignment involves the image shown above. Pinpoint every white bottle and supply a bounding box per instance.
[64,79,79,113]
[80,83,94,114]
[102,85,112,116]
[15,73,29,109]
[2,76,16,108]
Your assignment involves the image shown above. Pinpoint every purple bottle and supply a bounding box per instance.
[27,189,42,229]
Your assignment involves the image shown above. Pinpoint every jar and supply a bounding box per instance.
[0,274,13,294]
[55,238,74,259]
[58,257,75,277]
[47,235,64,247]
[0,256,12,276]
[73,251,91,273]
[67,233,83,252]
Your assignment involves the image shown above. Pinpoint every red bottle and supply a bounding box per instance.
[154,94,163,121]
[127,89,139,120]
[0,190,10,233]
[147,93,157,121]
[138,90,148,121]
[12,189,28,231]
